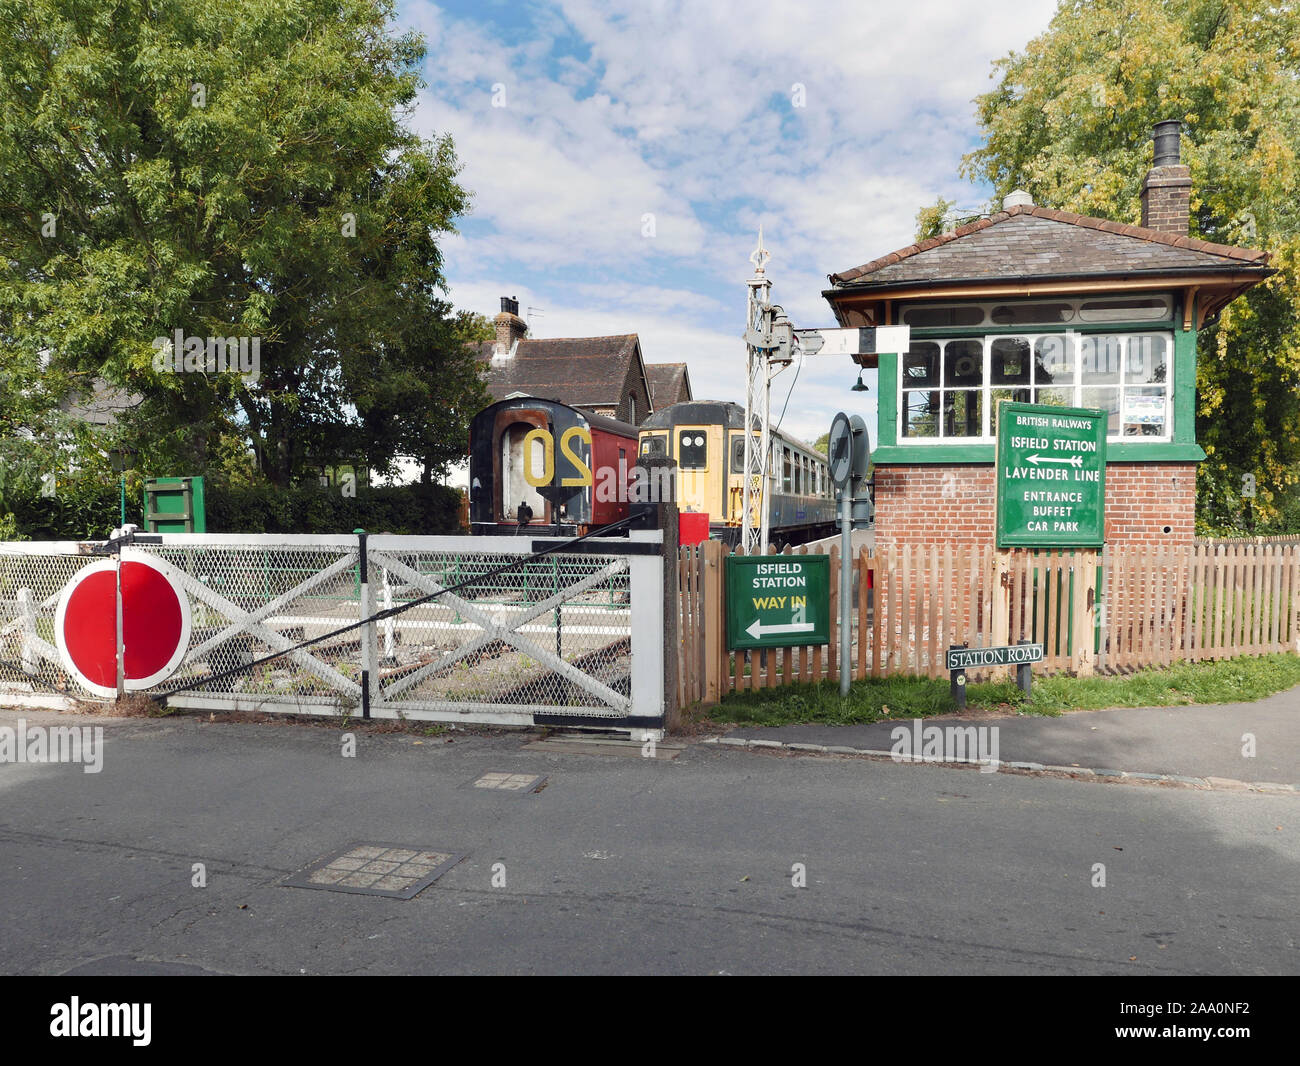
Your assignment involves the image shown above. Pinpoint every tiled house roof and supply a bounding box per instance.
[478,334,643,406]
[477,333,653,424]
[827,205,1270,291]
[644,362,692,410]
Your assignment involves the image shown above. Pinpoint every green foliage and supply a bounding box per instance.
[960,0,1300,530]
[0,0,484,489]
[0,476,462,539]
[914,197,956,241]
[709,654,1300,725]
[711,675,1032,726]
[207,481,463,535]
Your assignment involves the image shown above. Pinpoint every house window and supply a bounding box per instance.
[628,396,635,424]
[902,330,1173,442]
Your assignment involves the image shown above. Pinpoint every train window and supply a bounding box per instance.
[782,448,792,493]
[641,434,666,457]
[678,430,707,469]
[731,436,746,473]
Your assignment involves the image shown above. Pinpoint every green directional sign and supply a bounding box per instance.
[996,402,1107,548]
[726,554,830,650]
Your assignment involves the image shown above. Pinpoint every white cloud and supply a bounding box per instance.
[404,0,1058,443]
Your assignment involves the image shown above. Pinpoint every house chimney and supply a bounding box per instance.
[1140,120,1191,235]
[1002,189,1034,211]
[493,295,527,359]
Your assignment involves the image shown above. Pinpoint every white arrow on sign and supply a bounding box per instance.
[1025,453,1084,468]
[746,618,815,640]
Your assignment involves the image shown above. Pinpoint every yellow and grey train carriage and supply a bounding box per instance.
[637,401,837,547]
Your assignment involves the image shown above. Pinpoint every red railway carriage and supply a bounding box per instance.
[469,397,640,535]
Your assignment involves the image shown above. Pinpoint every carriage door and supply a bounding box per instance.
[502,422,548,523]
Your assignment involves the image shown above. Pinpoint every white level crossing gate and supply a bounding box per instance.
[0,532,665,733]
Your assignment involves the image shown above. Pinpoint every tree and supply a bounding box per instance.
[351,308,492,484]
[957,0,1300,529]
[0,0,479,489]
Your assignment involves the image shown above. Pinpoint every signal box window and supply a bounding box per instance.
[678,431,708,469]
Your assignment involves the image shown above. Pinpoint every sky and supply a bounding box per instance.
[396,0,1061,446]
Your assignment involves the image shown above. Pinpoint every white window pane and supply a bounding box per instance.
[944,339,984,387]
[902,391,939,438]
[990,337,1031,385]
[990,388,1029,436]
[1125,335,1168,385]
[1081,387,1121,435]
[903,342,941,387]
[1034,387,1075,409]
[990,302,1074,325]
[1079,296,1171,322]
[1034,335,1076,386]
[942,390,983,437]
[1080,335,1123,384]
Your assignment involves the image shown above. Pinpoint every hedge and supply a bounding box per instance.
[3,478,465,540]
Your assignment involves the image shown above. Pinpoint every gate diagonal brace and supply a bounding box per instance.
[370,552,631,713]
[0,586,62,643]
[6,588,60,673]
[133,550,361,699]
[184,551,360,663]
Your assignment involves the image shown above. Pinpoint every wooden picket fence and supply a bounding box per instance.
[677,539,1300,706]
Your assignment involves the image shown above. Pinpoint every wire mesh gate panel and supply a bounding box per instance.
[0,532,665,730]
[0,542,104,709]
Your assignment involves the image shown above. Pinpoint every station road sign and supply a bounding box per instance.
[996,401,1107,548]
[946,644,1044,671]
[726,554,830,650]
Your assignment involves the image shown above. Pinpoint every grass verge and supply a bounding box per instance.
[706,653,1300,727]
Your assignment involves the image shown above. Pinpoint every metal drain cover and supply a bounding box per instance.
[283,843,465,899]
[466,771,547,793]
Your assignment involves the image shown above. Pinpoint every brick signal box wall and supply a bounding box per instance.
[873,463,1197,549]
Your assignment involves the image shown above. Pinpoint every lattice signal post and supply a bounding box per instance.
[739,230,908,555]
[740,228,793,556]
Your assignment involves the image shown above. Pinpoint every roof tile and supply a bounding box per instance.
[828,206,1269,288]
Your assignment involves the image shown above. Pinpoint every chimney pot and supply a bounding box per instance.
[1002,189,1034,211]
[1152,119,1182,167]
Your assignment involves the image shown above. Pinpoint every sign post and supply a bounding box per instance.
[946,640,1044,708]
[996,401,1105,678]
[827,412,871,696]
[726,555,830,651]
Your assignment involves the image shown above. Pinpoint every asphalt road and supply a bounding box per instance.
[1,708,1296,975]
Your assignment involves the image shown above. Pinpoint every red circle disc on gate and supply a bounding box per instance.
[55,557,191,697]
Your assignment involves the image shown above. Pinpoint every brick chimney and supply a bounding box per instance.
[493,295,527,359]
[1140,120,1192,235]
